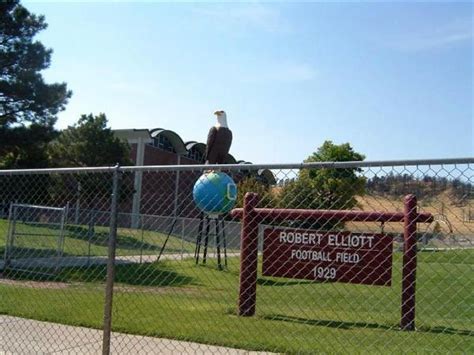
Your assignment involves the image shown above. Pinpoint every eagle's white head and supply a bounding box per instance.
[213,110,228,128]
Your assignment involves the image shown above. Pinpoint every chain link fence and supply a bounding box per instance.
[0,159,473,353]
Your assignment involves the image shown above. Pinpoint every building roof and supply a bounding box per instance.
[114,129,153,143]
[114,127,276,184]
[149,128,187,155]
[185,141,206,155]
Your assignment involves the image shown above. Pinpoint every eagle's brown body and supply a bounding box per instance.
[205,126,232,164]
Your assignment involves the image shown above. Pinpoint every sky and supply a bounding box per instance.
[26,1,473,164]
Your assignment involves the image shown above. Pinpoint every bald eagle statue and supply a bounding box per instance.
[205,110,233,164]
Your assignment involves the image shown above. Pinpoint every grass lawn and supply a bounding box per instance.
[0,249,473,353]
[0,218,197,258]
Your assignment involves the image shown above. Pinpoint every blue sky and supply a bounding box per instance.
[26,1,472,163]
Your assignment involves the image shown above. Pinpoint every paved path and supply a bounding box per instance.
[0,252,241,270]
[0,315,270,354]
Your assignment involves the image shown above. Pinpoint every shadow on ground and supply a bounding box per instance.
[264,314,474,337]
[1,263,195,288]
[257,278,314,287]
[63,224,163,252]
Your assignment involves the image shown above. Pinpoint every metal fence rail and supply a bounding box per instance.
[0,159,473,354]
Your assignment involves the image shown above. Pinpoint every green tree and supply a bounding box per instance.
[0,123,57,168]
[278,141,366,227]
[48,113,133,209]
[48,113,131,167]
[236,176,274,208]
[0,1,71,168]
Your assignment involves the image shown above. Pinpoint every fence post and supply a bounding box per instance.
[140,214,144,264]
[181,218,185,260]
[102,165,121,354]
[4,203,15,268]
[401,194,418,331]
[238,192,260,316]
[75,181,81,225]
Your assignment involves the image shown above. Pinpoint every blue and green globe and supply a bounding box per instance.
[193,172,237,215]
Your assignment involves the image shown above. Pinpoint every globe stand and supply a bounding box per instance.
[194,213,227,270]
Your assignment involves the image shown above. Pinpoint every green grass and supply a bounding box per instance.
[0,218,197,258]
[1,250,473,353]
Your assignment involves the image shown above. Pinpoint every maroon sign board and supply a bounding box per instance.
[262,228,393,286]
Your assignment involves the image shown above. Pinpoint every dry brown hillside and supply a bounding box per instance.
[347,192,474,237]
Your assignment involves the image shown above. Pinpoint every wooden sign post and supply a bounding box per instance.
[230,193,433,331]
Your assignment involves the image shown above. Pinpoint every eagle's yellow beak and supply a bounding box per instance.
[213,111,221,115]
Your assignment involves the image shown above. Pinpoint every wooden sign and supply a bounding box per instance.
[262,228,393,286]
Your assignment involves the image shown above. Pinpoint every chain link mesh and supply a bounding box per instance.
[0,161,472,353]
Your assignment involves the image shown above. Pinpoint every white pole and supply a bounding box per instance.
[132,137,145,228]
[175,155,182,259]
[181,219,185,260]
[173,155,181,217]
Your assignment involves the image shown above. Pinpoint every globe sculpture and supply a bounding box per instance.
[193,171,237,215]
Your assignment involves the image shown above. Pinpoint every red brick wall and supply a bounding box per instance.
[120,143,246,219]
[118,144,202,218]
